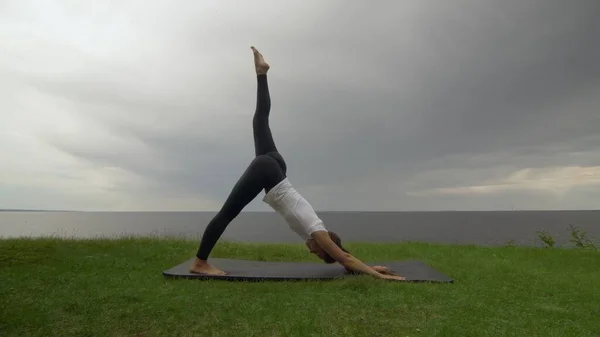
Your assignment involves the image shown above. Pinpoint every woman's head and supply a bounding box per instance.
[305,231,349,264]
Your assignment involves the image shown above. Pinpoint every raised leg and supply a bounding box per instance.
[191,154,286,275]
[251,46,287,174]
[253,74,276,156]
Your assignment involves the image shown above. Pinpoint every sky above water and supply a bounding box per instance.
[1,0,599,211]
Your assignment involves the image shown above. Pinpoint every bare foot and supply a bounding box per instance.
[251,46,270,75]
[189,257,227,275]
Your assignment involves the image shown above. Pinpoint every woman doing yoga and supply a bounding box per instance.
[190,46,405,281]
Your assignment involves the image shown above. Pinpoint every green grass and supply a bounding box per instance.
[1,237,599,337]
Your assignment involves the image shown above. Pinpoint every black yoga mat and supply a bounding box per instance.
[162,258,453,283]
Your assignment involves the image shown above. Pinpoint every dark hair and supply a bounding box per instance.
[322,231,349,264]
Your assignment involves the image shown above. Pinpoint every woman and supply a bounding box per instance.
[190,46,405,281]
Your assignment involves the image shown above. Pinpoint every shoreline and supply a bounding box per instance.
[2,210,599,247]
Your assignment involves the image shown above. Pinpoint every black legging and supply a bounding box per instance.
[196,74,288,260]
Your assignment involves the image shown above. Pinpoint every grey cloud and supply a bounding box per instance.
[270,0,600,186]
[6,0,600,210]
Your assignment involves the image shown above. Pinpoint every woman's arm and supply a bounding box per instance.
[346,266,393,275]
[311,231,384,278]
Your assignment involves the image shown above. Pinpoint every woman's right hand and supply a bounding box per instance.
[379,273,406,281]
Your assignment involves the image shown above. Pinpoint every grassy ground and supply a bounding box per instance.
[1,237,599,337]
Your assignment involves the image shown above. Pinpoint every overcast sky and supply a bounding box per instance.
[1,0,599,211]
